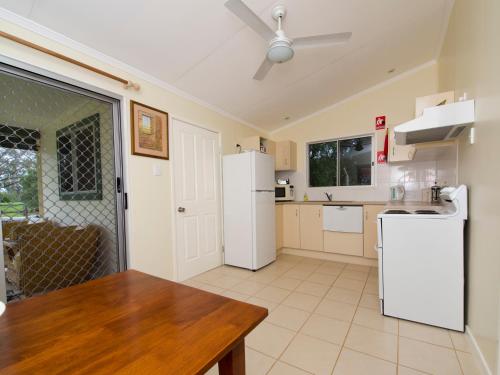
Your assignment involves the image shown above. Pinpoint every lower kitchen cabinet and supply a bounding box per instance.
[275,205,283,250]
[299,205,323,251]
[323,231,363,256]
[363,205,385,259]
[282,204,300,248]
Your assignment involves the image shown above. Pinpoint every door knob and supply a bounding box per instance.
[177,207,185,213]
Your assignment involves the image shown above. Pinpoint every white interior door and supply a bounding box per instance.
[173,119,222,281]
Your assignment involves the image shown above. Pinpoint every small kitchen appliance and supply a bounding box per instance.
[275,184,294,201]
[389,185,405,201]
[431,182,441,203]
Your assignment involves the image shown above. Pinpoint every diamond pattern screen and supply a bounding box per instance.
[0,71,121,302]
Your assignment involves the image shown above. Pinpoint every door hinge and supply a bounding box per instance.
[222,245,225,253]
[124,193,128,210]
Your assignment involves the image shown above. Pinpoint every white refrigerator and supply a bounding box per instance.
[223,151,276,270]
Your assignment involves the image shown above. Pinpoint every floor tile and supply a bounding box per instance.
[246,296,279,312]
[254,286,290,303]
[344,325,398,362]
[293,263,320,273]
[340,269,369,281]
[218,266,253,279]
[245,347,276,375]
[315,299,357,322]
[246,321,295,359]
[306,272,338,286]
[206,275,242,289]
[399,320,453,348]
[270,277,302,291]
[283,268,313,280]
[295,281,330,297]
[325,287,362,305]
[281,334,340,375]
[353,307,398,334]
[358,293,380,310]
[456,350,482,375]
[267,305,310,331]
[450,330,472,352]
[282,292,321,312]
[397,366,428,375]
[300,314,350,345]
[220,290,249,302]
[333,348,397,375]
[399,336,463,374]
[334,277,365,292]
[363,282,378,295]
[344,263,371,273]
[181,279,205,289]
[247,272,279,284]
[194,270,223,283]
[229,279,267,296]
[267,361,311,375]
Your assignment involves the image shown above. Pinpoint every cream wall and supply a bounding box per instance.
[0,19,263,281]
[438,0,500,372]
[271,63,446,202]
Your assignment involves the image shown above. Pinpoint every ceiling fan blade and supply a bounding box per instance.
[293,32,352,49]
[253,58,274,80]
[225,0,275,41]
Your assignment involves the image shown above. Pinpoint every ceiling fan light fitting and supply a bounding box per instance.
[267,39,294,63]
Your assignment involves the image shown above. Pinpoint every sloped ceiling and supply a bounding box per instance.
[0,0,453,131]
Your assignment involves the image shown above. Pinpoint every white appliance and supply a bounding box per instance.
[377,185,467,331]
[275,184,294,201]
[389,185,405,201]
[394,100,475,145]
[223,151,276,270]
[323,205,363,233]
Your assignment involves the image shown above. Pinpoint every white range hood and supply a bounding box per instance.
[394,100,475,145]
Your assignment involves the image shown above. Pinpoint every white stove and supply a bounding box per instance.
[377,185,467,331]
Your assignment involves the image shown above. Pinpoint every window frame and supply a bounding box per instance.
[56,113,102,200]
[306,133,376,189]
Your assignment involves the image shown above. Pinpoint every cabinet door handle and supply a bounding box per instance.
[295,208,298,216]
[365,210,368,221]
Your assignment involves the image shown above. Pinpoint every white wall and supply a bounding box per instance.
[438,0,500,372]
[272,63,457,202]
[0,17,264,281]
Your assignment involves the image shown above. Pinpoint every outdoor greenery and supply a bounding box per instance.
[308,141,337,187]
[0,147,39,216]
[308,136,373,187]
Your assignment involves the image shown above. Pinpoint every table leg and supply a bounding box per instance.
[218,339,245,375]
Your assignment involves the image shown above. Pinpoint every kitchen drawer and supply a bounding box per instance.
[323,231,363,256]
[323,205,363,233]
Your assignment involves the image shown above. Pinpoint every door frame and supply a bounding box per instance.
[0,55,128,302]
[170,115,224,281]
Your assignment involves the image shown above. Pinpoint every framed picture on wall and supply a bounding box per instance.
[130,100,169,160]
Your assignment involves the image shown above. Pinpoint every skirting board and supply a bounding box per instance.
[280,247,377,267]
[466,325,495,375]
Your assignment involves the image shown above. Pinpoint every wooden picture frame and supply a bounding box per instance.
[130,100,169,160]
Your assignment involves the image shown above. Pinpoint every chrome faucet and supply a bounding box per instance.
[325,192,333,201]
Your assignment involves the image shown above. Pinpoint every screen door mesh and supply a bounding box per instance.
[0,71,120,302]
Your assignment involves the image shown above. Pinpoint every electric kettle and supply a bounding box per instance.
[390,185,405,201]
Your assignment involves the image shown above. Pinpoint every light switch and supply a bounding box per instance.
[152,164,161,176]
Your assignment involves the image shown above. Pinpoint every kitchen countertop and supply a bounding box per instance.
[276,200,443,207]
[275,200,386,206]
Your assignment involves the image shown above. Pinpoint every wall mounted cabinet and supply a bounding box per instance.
[240,136,275,157]
[275,140,297,171]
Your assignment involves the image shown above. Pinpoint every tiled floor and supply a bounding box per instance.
[183,254,481,375]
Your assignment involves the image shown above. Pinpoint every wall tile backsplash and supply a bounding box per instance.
[276,145,458,202]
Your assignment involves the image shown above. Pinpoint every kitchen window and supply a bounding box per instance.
[308,135,373,187]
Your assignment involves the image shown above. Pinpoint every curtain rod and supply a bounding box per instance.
[0,30,140,91]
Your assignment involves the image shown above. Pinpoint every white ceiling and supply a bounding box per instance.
[0,0,453,131]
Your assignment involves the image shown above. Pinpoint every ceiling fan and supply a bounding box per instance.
[225,0,352,80]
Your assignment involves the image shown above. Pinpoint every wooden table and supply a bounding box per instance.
[0,270,267,374]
